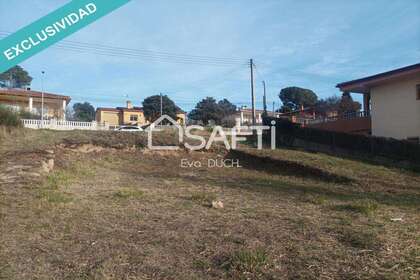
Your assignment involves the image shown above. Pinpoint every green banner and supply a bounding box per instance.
[0,0,131,73]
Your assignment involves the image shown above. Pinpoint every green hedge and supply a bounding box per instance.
[263,117,420,164]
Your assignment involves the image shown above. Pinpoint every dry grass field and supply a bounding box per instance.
[0,128,419,279]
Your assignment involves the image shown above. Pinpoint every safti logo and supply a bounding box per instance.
[147,115,277,151]
[147,115,184,150]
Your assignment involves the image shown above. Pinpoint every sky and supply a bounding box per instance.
[0,0,419,112]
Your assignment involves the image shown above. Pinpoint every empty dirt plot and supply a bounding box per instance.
[0,129,419,279]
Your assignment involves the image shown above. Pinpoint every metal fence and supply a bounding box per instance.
[306,111,370,125]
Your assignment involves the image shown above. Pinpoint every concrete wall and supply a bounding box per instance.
[309,117,371,135]
[371,76,420,140]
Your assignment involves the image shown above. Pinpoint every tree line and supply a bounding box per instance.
[279,86,361,116]
[1,66,362,123]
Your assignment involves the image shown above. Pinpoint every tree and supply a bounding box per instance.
[218,99,237,118]
[142,95,178,122]
[189,97,237,125]
[338,92,362,115]
[65,107,75,121]
[0,66,33,88]
[189,97,223,125]
[314,94,362,117]
[279,87,318,112]
[315,96,341,117]
[73,102,95,122]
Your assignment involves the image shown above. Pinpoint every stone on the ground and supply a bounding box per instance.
[212,200,224,209]
[40,159,54,173]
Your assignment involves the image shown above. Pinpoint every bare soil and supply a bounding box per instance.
[0,129,419,279]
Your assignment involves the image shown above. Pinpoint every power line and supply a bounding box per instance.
[0,31,248,67]
[0,31,267,111]
[0,31,244,63]
[51,45,246,67]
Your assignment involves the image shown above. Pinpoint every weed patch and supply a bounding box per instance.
[192,259,211,270]
[188,192,217,207]
[68,162,96,177]
[37,189,73,204]
[44,171,71,189]
[218,248,269,278]
[335,227,381,250]
[333,200,379,215]
[113,188,144,199]
[303,194,328,205]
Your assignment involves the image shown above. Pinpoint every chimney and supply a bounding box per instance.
[126,101,133,109]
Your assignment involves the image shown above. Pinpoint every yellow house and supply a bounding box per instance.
[96,101,187,127]
[96,101,147,127]
[176,111,187,125]
[0,88,71,120]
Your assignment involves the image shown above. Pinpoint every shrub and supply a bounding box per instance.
[18,110,41,120]
[0,105,22,127]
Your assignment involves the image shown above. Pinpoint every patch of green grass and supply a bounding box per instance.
[113,188,144,199]
[188,192,217,206]
[303,194,328,205]
[0,263,15,279]
[333,200,379,215]
[38,170,73,204]
[44,171,71,189]
[69,162,96,177]
[37,189,73,204]
[222,248,269,276]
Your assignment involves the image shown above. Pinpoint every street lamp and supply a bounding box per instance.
[41,71,45,127]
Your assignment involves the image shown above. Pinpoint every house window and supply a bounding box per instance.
[417,84,420,100]
[130,115,138,122]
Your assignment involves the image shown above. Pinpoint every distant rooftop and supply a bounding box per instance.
[0,88,71,102]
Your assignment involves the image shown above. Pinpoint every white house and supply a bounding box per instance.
[337,63,420,142]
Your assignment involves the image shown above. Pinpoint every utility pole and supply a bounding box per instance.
[262,80,267,115]
[273,101,275,114]
[250,59,256,125]
[41,71,45,128]
[160,93,163,117]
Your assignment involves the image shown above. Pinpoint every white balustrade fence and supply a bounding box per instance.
[22,119,109,131]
